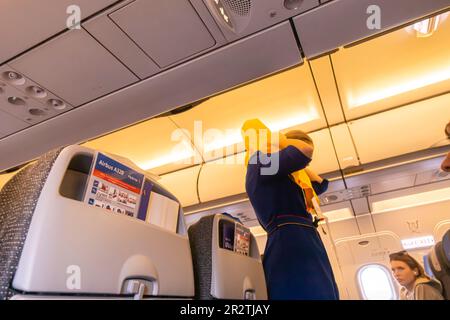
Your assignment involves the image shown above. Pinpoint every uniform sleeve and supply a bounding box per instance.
[251,145,311,179]
[414,284,444,300]
[312,179,329,195]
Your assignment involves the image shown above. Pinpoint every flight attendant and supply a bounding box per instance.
[242,119,339,300]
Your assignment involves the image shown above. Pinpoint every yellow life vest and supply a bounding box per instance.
[241,119,321,215]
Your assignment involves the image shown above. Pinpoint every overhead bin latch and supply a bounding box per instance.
[122,278,158,300]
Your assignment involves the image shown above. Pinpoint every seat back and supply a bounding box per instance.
[428,229,450,299]
[188,214,267,300]
[1,145,194,299]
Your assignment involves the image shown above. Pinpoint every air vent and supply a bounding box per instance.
[0,65,72,129]
[320,185,372,205]
[223,0,251,16]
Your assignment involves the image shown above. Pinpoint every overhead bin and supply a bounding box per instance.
[170,64,327,162]
[9,29,138,107]
[328,124,360,169]
[348,93,450,164]
[110,0,216,68]
[294,0,450,58]
[158,165,202,207]
[83,117,203,176]
[198,153,247,203]
[0,0,118,64]
[0,22,302,172]
[329,14,450,120]
[304,128,342,174]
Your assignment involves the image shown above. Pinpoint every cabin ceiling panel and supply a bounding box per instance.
[0,110,29,138]
[9,29,139,107]
[0,0,119,64]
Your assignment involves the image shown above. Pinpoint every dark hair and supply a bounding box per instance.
[285,130,314,146]
[389,251,425,278]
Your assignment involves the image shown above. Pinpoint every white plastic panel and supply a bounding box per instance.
[110,0,216,68]
[349,93,450,164]
[370,190,450,240]
[334,232,402,300]
[198,153,246,203]
[10,29,138,107]
[0,0,118,63]
[329,124,359,169]
[158,165,202,207]
[331,12,450,120]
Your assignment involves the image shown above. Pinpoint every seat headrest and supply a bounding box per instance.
[442,229,450,269]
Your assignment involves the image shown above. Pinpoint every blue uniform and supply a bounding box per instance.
[245,145,339,300]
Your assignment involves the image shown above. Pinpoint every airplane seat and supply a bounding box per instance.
[428,229,450,300]
[0,145,194,300]
[188,214,267,300]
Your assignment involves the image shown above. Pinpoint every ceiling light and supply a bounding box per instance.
[348,66,450,108]
[141,146,196,170]
[372,187,450,213]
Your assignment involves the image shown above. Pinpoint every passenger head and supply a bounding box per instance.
[285,130,314,148]
[441,152,450,172]
[389,251,425,289]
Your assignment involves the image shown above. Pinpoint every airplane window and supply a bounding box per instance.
[358,264,397,300]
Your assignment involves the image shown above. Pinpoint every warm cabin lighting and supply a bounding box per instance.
[141,147,196,170]
[143,107,319,169]
[372,187,450,213]
[348,66,450,108]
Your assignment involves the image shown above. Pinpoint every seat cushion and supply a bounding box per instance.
[0,148,62,300]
